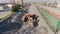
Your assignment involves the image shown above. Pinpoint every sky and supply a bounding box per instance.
[0,0,10,3]
[0,0,59,3]
[23,0,57,2]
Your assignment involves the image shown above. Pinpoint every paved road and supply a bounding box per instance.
[28,4,54,34]
[13,4,38,34]
[13,4,55,34]
[0,4,31,34]
[35,3,60,34]
[0,4,55,34]
[0,10,23,34]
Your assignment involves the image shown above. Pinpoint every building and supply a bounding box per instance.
[0,0,23,8]
[56,1,60,8]
[0,0,23,5]
[16,0,23,5]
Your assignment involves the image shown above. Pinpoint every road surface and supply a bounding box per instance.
[13,4,55,34]
[0,4,56,34]
[28,4,54,34]
[36,3,60,34]
[0,4,31,34]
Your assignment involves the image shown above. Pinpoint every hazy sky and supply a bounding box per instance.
[23,0,57,2]
[0,0,58,3]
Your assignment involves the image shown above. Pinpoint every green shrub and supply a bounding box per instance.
[12,4,22,12]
